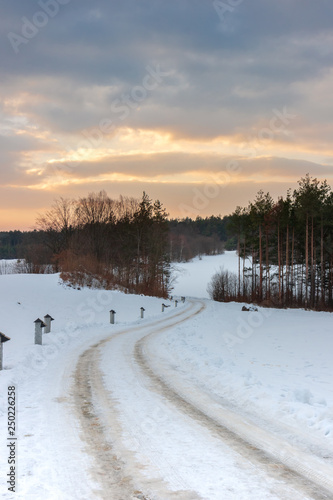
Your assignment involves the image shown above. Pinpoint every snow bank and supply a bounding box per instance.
[0,273,176,372]
[0,273,180,498]
[148,300,333,455]
[172,251,239,299]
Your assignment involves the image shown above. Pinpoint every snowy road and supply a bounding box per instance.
[1,258,332,498]
[73,301,204,499]
[73,300,333,500]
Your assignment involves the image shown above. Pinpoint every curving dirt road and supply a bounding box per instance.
[73,300,333,499]
[73,301,205,499]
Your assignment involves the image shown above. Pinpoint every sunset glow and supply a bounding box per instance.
[1,2,333,229]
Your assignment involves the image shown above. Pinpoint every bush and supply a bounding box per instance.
[207,269,238,302]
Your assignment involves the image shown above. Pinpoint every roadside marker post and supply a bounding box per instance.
[34,318,46,345]
[44,314,54,333]
[0,332,11,370]
[110,309,116,324]
[140,307,145,319]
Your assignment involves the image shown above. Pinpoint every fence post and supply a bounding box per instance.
[34,318,46,345]
[110,310,116,324]
[0,333,11,371]
[44,314,54,333]
[140,307,145,319]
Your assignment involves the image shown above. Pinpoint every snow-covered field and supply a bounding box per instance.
[0,253,332,499]
[0,260,19,275]
[171,251,240,299]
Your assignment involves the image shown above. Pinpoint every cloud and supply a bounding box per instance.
[0,176,312,231]
[1,1,333,228]
[11,150,333,190]
[1,1,330,149]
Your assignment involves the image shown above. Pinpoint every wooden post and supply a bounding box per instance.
[110,310,116,324]
[0,332,11,371]
[34,318,46,345]
[140,307,145,319]
[44,314,54,333]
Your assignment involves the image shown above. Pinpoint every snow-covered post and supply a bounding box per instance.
[43,314,54,333]
[0,332,11,371]
[110,309,116,324]
[34,318,46,345]
[162,303,165,312]
[181,296,186,303]
[140,307,145,319]
[175,300,178,308]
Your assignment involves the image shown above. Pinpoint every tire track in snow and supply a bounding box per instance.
[73,301,205,500]
[74,344,142,499]
[135,300,333,500]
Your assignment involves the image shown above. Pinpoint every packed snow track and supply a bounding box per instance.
[73,299,333,500]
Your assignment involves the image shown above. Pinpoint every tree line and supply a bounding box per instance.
[168,215,229,261]
[0,230,45,260]
[209,175,333,310]
[34,191,170,297]
[0,212,230,264]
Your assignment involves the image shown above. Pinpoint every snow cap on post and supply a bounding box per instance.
[34,318,47,327]
[44,314,54,321]
[0,332,11,343]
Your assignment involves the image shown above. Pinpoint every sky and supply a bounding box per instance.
[1,0,333,230]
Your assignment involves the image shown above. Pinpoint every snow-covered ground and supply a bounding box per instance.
[172,251,240,299]
[0,260,18,275]
[0,253,332,499]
